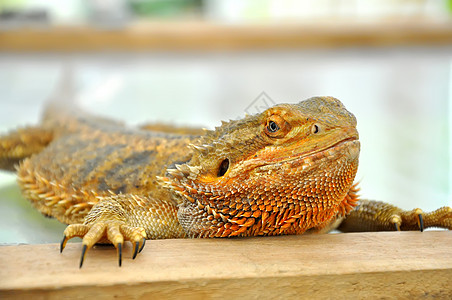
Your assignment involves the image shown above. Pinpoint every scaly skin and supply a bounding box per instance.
[1,95,450,267]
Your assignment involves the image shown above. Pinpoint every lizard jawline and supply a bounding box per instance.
[265,136,359,167]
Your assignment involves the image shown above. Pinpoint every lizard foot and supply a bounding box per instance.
[60,222,146,268]
[391,208,425,232]
[393,206,452,232]
[339,200,452,232]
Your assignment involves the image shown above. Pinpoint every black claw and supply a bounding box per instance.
[418,214,424,232]
[80,244,87,268]
[118,243,122,267]
[60,235,67,253]
[133,241,139,259]
[139,238,146,253]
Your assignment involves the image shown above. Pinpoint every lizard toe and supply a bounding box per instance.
[139,237,146,253]
[417,213,424,232]
[389,214,402,231]
[80,244,88,268]
[119,224,147,260]
[399,208,424,231]
[61,224,90,253]
[117,242,122,267]
[132,238,147,259]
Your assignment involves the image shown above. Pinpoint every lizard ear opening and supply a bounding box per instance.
[217,158,229,177]
[311,124,320,134]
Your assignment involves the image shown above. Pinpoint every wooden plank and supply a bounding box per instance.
[1,231,451,299]
[1,21,452,52]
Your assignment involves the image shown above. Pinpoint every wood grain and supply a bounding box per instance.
[1,231,451,299]
[1,21,452,52]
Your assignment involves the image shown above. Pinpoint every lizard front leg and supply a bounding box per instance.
[338,199,452,232]
[60,194,185,267]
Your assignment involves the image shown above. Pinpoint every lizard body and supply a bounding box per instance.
[1,91,451,267]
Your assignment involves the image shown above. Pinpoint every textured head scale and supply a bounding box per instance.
[161,96,360,238]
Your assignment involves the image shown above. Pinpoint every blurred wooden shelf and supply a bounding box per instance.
[1,20,452,52]
[1,231,451,299]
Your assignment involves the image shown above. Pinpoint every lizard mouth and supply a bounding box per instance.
[326,136,358,149]
[238,136,359,177]
[278,135,360,165]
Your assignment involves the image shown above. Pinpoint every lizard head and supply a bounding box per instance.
[160,96,360,237]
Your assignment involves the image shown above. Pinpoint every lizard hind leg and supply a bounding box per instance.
[0,126,53,171]
[338,199,452,232]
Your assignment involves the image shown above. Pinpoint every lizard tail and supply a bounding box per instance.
[0,69,78,172]
[0,126,53,171]
[42,68,123,131]
[41,67,80,126]
[0,69,123,172]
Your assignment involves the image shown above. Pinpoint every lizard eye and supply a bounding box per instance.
[267,121,279,133]
[264,115,291,138]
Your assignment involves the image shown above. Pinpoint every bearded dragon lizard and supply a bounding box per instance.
[1,84,451,268]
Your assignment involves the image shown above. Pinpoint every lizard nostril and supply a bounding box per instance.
[217,158,229,177]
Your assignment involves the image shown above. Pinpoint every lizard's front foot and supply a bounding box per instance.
[339,200,452,232]
[60,222,146,268]
[391,208,425,231]
[389,206,452,232]
[60,197,147,267]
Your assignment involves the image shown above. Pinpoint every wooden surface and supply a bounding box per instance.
[0,231,451,299]
[1,21,452,52]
